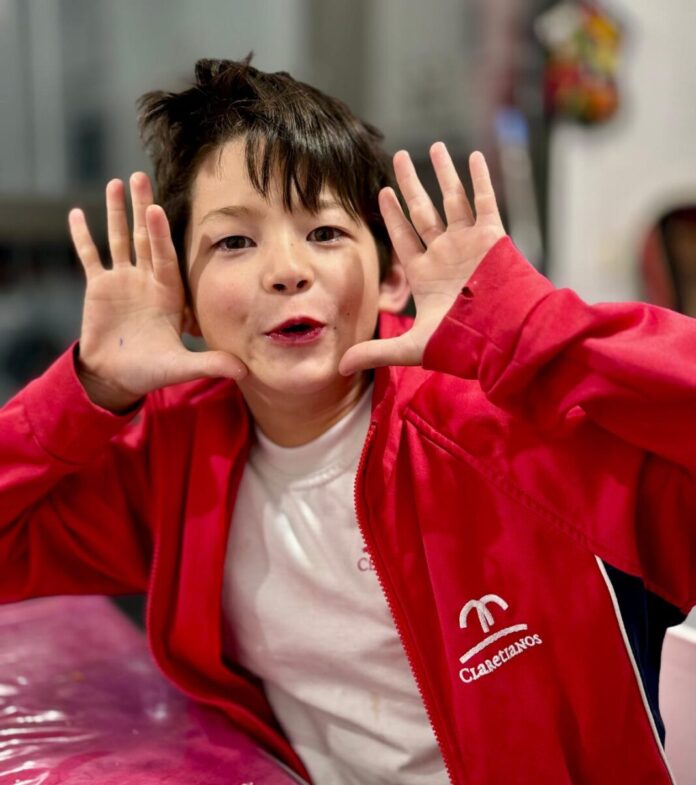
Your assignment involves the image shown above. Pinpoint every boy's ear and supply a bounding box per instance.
[377,252,411,314]
[182,305,202,337]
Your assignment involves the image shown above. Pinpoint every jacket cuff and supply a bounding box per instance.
[422,237,555,378]
[19,342,141,465]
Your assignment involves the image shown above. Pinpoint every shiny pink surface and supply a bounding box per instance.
[0,596,305,784]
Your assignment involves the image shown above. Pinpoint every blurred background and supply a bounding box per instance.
[0,0,695,626]
[1,0,695,394]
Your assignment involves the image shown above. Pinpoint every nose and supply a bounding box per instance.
[268,274,311,293]
[262,242,315,294]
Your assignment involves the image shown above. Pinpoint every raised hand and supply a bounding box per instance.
[70,173,247,413]
[339,143,506,375]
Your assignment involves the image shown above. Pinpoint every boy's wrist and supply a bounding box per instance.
[75,351,143,414]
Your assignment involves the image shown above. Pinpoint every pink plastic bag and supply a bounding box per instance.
[0,596,305,784]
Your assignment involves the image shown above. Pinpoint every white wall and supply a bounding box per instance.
[100,0,309,179]
[0,0,309,193]
[0,0,512,193]
[364,0,476,150]
[0,0,35,192]
[547,0,696,302]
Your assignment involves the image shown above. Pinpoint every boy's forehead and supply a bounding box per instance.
[192,139,258,201]
[190,138,350,221]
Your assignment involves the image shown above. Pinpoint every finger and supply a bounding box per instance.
[130,172,154,270]
[106,179,132,267]
[469,152,503,227]
[68,208,103,278]
[338,334,420,376]
[378,188,424,264]
[430,142,474,227]
[393,150,445,245]
[164,347,248,386]
[146,205,183,290]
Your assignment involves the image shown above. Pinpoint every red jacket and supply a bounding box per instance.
[2,238,695,784]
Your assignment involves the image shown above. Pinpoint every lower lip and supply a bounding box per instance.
[265,325,326,346]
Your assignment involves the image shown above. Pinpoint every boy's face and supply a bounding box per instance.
[185,138,405,399]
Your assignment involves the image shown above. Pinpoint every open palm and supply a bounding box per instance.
[71,174,246,412]
[339,144,505,375]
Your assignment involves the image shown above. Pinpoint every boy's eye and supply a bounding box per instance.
[308,226,344,243]
[215,236,255,251]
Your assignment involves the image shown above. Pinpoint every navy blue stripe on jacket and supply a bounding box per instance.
[602,561,686,743]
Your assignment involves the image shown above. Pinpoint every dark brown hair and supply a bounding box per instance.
[137,56,394,282]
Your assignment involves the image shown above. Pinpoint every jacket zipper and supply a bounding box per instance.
[353,422,457,785]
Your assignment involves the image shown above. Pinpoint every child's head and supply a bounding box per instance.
[136,58,409,403]
[137,57,394,283]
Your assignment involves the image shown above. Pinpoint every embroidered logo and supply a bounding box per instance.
[459,594,509,634]
[457,593,543,684]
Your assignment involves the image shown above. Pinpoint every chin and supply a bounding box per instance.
[246,358,349,398]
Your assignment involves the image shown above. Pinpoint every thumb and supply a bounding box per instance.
[166,347,248,385]
[339,334,421,376]
[191,349,249,381]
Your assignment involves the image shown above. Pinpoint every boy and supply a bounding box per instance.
[1,57,694,785]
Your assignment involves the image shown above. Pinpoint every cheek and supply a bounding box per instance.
[192,274,251,338]
[334,251,380,310]
[335,275,381,338]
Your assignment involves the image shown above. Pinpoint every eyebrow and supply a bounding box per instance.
[199,205,255,225]
[198,198,346,226]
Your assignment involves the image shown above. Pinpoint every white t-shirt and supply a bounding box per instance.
[221,386,448,785]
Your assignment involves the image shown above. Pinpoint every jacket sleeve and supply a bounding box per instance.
[423,237,696,476]
[422,237,696,611]
[0,344,153,602]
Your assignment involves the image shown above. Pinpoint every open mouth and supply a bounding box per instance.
[265,318,326,345]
